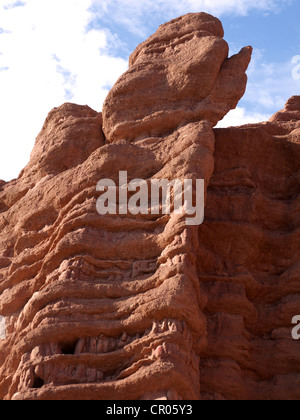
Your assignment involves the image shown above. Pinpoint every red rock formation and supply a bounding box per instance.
[200,97,300,400]
[103,13,252,142]
[0,13,299,401]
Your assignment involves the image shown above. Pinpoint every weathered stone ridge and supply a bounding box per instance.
[103,12,252,142]
[0,13,299,400]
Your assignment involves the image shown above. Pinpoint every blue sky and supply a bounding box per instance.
[0,0,299,181]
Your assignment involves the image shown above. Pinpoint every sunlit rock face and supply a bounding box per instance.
[0,13,299,401]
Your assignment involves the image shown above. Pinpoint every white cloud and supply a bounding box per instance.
[0,0,128,181]
[92,0,290,36]
[241,48,298,114]
[0,0,295,181]
[217,107,271,128]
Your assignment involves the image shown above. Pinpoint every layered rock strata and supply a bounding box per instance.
[199,96,300,400]
[0,13,299,401]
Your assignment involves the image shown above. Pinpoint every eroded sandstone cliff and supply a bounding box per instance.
[0,13,299,400]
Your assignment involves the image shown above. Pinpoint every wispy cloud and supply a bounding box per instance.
[3,1,26,10]
[92,0,291,36]
[0,0,128,181]
[241,48,299,114]
[0,0,296,181]
[217,107,271,128]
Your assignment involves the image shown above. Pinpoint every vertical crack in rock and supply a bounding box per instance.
[2,13,298,401]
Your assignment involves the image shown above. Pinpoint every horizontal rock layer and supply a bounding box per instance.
[0,12,299,400]
[200,104,300,400]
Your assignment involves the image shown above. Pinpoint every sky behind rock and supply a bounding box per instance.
[0,0,299,181]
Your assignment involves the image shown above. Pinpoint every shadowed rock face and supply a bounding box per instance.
[0,13,299,401]
[200,103,300,400]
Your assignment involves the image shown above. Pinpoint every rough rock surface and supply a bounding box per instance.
[103,13,252,142]
[0,13,299,401]
[200,99,300,400]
